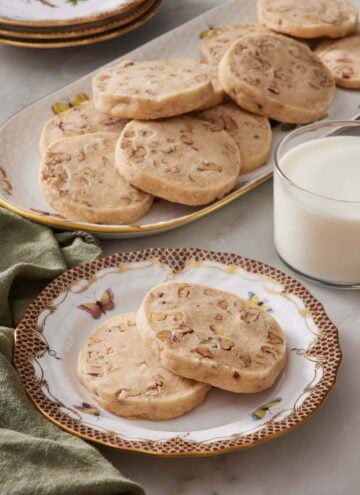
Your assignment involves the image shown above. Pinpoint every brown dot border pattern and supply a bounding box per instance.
[13,248,342,456]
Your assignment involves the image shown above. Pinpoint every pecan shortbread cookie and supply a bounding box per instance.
[137,283,287,393]
[219,33,335,123]
[115,117,241,206]
[315,34,360,89]
[78,313,210,420]
[193,102,272,173]
[39,100,127,155]
[257,0,358,39]
[92,59,216,119]
[201,23,271,65]
[40,133,153,224]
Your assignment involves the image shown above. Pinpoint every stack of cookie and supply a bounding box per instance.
[78,282,287,420]
[39,0,359,225]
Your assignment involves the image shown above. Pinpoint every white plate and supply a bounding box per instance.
[0,0,145,26]
[0,0,359,238]
[14,248,341,456]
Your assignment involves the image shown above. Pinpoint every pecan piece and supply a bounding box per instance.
[217,299,228,310]
[267,331,284,345]
[157,330,172,342]
[220,338,234,351]
[192,346,213,358]
[209,324,226,336]
[239,355,251,368]
[151,312,167,322]
[178,286,191,298]
[261,345,277,359]
[181,134,194,145]
[197,162,222,172]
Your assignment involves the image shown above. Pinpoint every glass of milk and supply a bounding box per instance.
[274,120,360,288]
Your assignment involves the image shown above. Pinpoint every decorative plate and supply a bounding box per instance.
[0,0,146,27]
[14,248,342,457]
[0,0,158,40]
[0,0,359,238]
[0,0,161,48]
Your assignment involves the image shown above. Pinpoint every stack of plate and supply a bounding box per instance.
[0,0,163,48]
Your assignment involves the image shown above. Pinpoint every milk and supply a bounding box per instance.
[274,136,360,285]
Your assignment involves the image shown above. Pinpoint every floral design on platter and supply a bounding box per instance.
[16,0,88,8]
[248,291,272,312]
[199,28,215,39]
[66,0,88,6]
[74,402,101,417]
[0,166,13,197]
[51,92,89,115]
[77,288,115,319]
[251,397,282,420]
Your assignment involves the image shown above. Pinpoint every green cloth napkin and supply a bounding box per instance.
[0,208,144,495]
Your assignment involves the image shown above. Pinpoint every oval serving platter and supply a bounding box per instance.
[14,248,342,456]
[0,0,359,238]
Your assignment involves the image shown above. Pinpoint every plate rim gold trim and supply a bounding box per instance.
[0,0,162,48]
[0,0,157,39]
[0,0,147,28]
[13,247,342,456]
[0,172,272,234]
[13,378,340,457]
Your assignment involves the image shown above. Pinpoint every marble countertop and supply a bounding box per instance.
[1,1,359,494]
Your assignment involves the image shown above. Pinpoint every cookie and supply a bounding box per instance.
[315,34,360,89]
[78,313,210,420]
[40,132,153,224]
[196,63,225,110]
[115,117,241,206]
[39,100,127,155]
[257,0,358,39]
[193,102,272,173]
[201,23,271,65]
[219,33,335,123]
[136,283,287,393]
[92,59,216,120]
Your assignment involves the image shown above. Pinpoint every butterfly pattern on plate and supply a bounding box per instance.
[77,288,114,319]
[248,291,272,312]
[74,402,100,417]
[251,398,282,420]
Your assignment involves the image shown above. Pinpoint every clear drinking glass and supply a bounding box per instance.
[274,120,360,288]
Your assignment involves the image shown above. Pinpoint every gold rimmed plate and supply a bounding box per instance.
[0,0,147,28]
[0,0,158,40]
[0,0,358,238]
[0,0,162,48]
[13,248,342,456]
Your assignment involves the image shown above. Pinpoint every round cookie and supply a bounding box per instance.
[40,132,153,224]
[257,0,358,39]
[39,100,127,155]
[78,313,210,420]
[115,117,241,206]
[92,59,216,120]
[219,33,335,123]
[201,23,271,65]
[315,34,360,89]
[193,102,272,173]
[136,282,287,394]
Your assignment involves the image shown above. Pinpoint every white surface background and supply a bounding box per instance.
[1,1,360,494]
